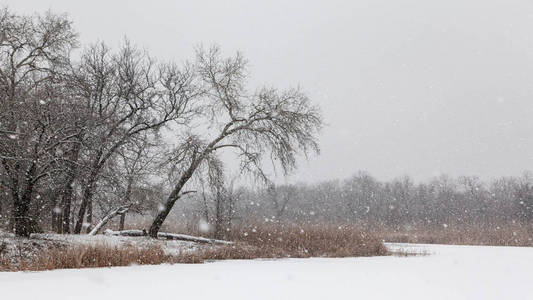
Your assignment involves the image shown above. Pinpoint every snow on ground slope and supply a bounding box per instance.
[0,231,200,261]
[1,243,532,300]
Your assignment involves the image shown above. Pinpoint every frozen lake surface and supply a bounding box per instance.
[1,243,532,300]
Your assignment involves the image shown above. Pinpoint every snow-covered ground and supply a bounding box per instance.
[1,243,532,300]
[0,231,201,260]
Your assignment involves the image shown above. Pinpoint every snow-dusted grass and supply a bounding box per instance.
[0,231,205,271]
[1,243,531,300]
[36,232,200,256]
[0,231,199,259]
[375,222,533,247]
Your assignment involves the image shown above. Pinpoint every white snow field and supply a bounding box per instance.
[1,243,532,300]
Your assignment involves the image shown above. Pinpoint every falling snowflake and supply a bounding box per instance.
[198,219,210,232]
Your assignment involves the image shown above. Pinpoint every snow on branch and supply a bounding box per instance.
[88,205,132,236]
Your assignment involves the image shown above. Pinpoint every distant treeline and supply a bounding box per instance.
[176,172,533,235]
[2,170,533,237]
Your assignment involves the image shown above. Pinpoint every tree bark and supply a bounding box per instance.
[54,210,62,233]
[74,177,96,234]
[61,142,81,234]
[74,147,112,234]
[149,158,203,237]
[85,199,93,233]
[12,163,37,237]
[61,183,73,233]
[50,193,61,233]
[149,191,179,238]
[214,190,224,240]
[13,197,31,237]
[119,213,126,231]
[13,185,34,237]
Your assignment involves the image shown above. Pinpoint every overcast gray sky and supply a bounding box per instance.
[5,0,533,183]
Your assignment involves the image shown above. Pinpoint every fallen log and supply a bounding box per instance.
[88,205,131,236]
[103,229,233,245]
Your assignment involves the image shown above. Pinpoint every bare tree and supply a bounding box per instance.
[70,41,198,233]
[91,132,158,232]
[149,46,323,237]
[0,9,78,236]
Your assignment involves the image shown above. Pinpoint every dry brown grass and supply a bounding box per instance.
[0,242,229,272]
[226,222,388,258]
[0,222,388,272]
[131,219,389,258]
[133,217,533,247]
[179,223,389,262]
[1,244,177,272]
[373,223,533,247]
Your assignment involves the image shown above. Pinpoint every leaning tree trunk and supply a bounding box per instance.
[149,187,181,238]
[149,159,201,237]
[88,205,131,236]
[118,179,133,232]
